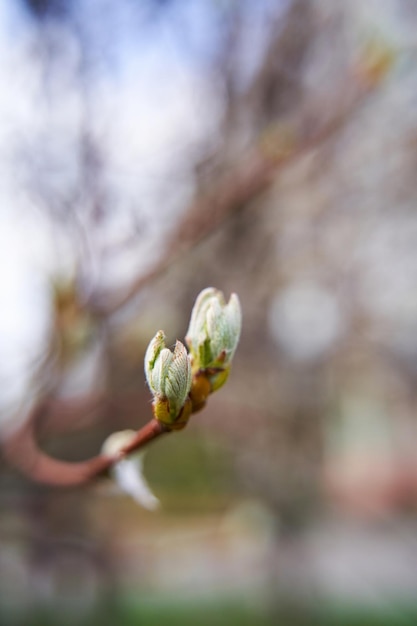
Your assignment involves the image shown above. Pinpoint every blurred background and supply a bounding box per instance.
[1,0,417,624]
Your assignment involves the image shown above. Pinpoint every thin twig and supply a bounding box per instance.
[3,414,167,487]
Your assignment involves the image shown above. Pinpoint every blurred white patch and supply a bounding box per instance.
[102,429,159,510]
[112,456,160,511]
[268,281,344,361]
[0,204,83,436]
[0,211,51,435]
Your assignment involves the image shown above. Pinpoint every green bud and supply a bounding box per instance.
[186,288,242,373]
[145,331,192,424]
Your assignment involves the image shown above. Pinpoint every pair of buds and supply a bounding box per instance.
[102,287,241,509]
[145,287,242,430]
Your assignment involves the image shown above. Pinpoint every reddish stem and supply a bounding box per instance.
[2,417,167,487]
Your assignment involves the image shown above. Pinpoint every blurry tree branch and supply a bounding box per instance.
[3,405,167,487]
[93,71,374,317]
[1,15,396,489]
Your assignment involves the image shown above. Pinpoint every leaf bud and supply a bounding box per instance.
[145,331,192,426]
[185,288,241,390]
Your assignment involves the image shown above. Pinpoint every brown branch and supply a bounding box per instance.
[2,413,167,487]
[93,78,374,317]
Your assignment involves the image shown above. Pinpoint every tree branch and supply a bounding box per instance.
[93,77,374,317]
[2,413,167,487]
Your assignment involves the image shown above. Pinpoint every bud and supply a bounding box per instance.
[186,288,242,376]
[144,331,192,427]
[102,430,159,510]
